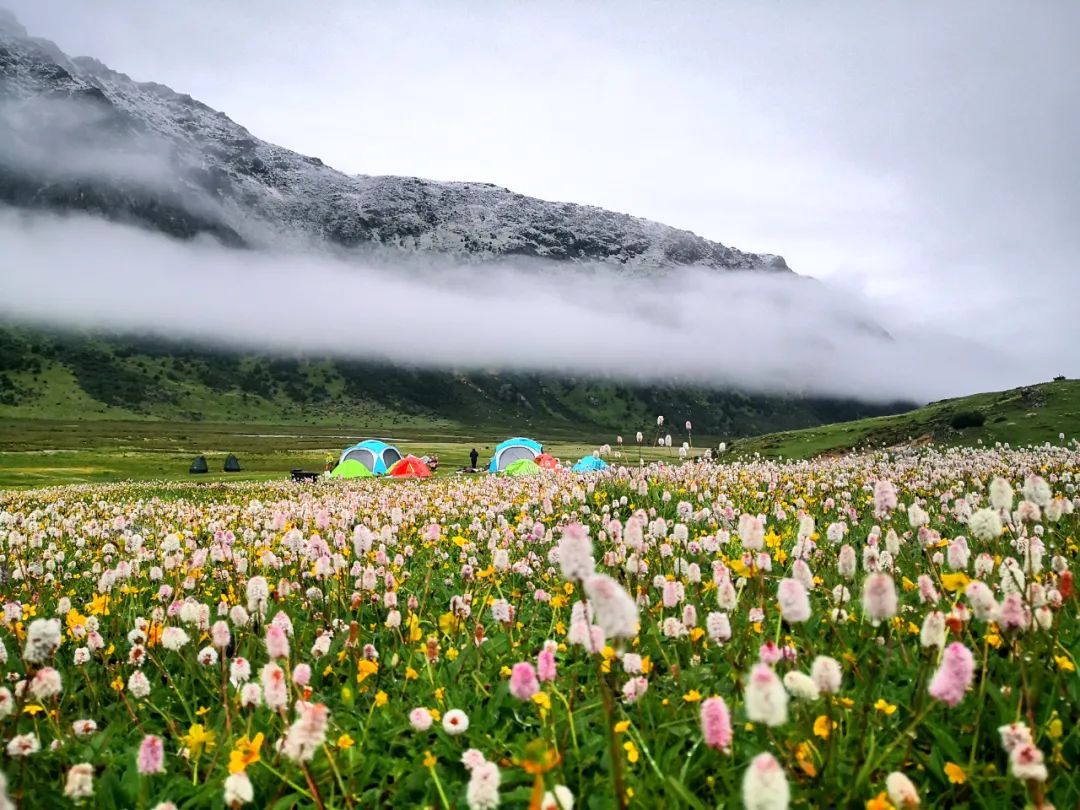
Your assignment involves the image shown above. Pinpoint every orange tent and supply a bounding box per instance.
[535,453,560,470]
[386,456,432,478]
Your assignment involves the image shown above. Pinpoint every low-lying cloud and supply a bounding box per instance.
[0,209,1066,402]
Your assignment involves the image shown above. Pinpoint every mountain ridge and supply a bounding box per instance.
[0,10,790,272]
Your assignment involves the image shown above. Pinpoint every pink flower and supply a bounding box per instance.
[292,663,311,686]
[700,697,733,753]
[509,662,539,701]
[265,625,290,659]
[260,663,288,712]
[928,642,975,707]
[211,621,231,650]
[282,702,329,763]
[758,641,782,665]
[137,735,165,775]
[537,649,557,682]
[777,578,811,623]
[862,573,898,623]
[461,748,487,771]
[409,707,433,731]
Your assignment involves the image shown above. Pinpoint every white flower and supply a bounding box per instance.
[744,664,788,727]
[782,671,820,701]
[742,752,790,810]
[64,763,95,801]
[540,785,575,810]
[466,760,501,810]
[128,671,151,699]
[24,618,62,663]
[224,771,254,806]
[160,627,190,651]
[885,772,919,808]
[6,732,40,757]
[443,709,470,735]
[72,719,98,738]
[583,574,638,640]
[810,656,843,694]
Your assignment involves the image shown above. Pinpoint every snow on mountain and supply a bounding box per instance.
[0,11,789,272]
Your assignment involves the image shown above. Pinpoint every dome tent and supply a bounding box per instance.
[189,455,208,474]
[488,438,542,472]
[329,459,375,479]
[224,454,242,472]
[571,455,608,473]
[504,459,541,476]
[338,440,403,475]
[534,453,559,470]
[386,456,432,478]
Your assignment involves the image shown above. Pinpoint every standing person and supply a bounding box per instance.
[469,448,479,469]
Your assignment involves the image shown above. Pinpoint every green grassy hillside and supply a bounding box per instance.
[0,326,906,436]
[728,378,1080,459]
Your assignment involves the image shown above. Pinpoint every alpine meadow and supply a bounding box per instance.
[0,3,1077,809]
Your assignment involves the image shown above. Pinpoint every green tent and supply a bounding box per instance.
[329,459,375,479]
[504,459,541,476]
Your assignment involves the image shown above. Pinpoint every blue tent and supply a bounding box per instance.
[571,455,609,473]
[488,437,543,472]
[338,440,403,475]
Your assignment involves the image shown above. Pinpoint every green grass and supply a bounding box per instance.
[728,378,1080,459]
[0,418,699,489]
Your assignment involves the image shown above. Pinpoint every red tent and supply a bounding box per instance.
[386,456,432,478]
[535,453,560,470]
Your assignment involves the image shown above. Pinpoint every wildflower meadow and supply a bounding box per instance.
[0,442,1075,808]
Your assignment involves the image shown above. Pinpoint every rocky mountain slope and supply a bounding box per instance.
[0,9,788,271]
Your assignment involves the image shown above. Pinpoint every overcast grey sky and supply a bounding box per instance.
[6,0,1080,373]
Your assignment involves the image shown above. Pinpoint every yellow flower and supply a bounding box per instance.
[87,593,110,616]
[110,676,124,692]
[499,665,512,678]
[357,659,379,684]
[813,715,833,739]
[531,692,552,711]
[65,608,88,634]
[866,792,896,810]
[228,733,264,773]
[689,627,705,642]
[180,723,216,757]
[434,687,445,703]
[446,648,459,662]
[1054,655,1075,672]
[640,656,652,675]
[337,734,355,750]
[682,690,702,702]
[623,741,639,764]
[944,762,966,784]
[873,699,897,716]
[438,612,460,636]
[405,666,419,681]
[901,577,917,592]
[940,573,970,593]
[374,691,388,707]
[1047,717,1063,739]
[22,704,45,716]
[614,720,631,733]
[423,750,437,768]
[195,706,210,717]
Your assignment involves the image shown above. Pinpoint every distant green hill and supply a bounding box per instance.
[0,326,907,437]
[728,379,1080,459]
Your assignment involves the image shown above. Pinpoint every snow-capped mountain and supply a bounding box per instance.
[0,9,789,272]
